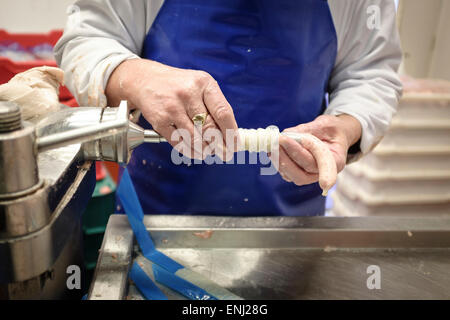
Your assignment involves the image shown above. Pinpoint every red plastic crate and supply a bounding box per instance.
[95,162,107,181]
[0,29,76,104]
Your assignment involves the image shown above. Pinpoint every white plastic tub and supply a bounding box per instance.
[331,77,450,217]
[346,156,450,179]
[357,150,450,174]
[378,126,450,149]
[338,167,450,202]
[332,191,450,217]
[395,93,450,123]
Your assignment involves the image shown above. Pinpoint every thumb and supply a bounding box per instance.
[283,121,320,136]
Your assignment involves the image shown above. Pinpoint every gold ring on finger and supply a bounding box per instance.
[192,112,208,126]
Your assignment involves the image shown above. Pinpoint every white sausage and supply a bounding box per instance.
[238,127,337,196]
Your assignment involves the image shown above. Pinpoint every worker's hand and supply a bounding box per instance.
[270,114,362,186]
[106,59,238,160]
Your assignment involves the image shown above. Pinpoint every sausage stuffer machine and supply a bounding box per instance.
[0,100,166,299]
[0,98,305,299]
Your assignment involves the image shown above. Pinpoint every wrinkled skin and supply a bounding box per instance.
[270,114,362,192]
[106,59,238,160]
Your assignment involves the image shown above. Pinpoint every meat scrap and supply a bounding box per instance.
[193,230,214,239]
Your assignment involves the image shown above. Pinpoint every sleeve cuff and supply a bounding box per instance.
[84,53,141,108]
[323,106,381,163]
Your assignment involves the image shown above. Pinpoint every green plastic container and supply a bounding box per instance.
[82,173,117,284]
[82,174,116,233]
[83,232,105,270]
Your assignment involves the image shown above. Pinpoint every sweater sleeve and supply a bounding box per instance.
[327,0,403,160]
[54,0,163,107]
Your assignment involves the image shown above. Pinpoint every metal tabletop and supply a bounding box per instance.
[89,215,450,300]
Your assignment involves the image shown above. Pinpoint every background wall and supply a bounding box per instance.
[0,0,74,32]
[397,0,450,80]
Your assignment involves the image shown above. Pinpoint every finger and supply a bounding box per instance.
[296,133,337,196]
[199,113,223,158]
[203,80,238,152]
[203,129,227,161]
[174,114,206,160]
[279,136,318,174]
[185,96,208,124]
[141,102,200,159]
[283,115,335,142]
[156,123,191,156]
[269,147,295,182]
[276,146,319,186]
[185,94,227,159]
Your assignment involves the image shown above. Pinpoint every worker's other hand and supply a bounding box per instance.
[106,59,238,160]
[270,114,362,186]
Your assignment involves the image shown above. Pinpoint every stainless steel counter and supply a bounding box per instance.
[89,215,450,299]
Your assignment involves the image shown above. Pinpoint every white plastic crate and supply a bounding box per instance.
[355,151,450,176]
[378,125,450,150]
[372,89,450,153]
[332,190,450,217]
[332,76,450,217]
[395,93,450,123]
[338,166,450,202]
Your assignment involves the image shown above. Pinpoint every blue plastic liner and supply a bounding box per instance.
[151,262,217,300]
[117,168,218,300]
[118,169,183,273]
[130,262,168,300]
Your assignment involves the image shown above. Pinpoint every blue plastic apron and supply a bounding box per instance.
[124,0,337,216]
